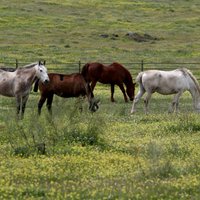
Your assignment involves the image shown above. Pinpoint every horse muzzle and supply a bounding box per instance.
[129,97,134,101]
[89,98,100,112]
[44,79,49,84]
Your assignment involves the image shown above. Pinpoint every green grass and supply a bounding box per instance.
[1,0,200,65]
[1,86,200,199]
[1,0,200,199]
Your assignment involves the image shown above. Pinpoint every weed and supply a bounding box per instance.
[63,108,106,147]
[164,113,200,134]
[148,160,179,179]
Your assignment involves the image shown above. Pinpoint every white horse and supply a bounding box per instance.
[0,61,49,119]
[131,68,200,114]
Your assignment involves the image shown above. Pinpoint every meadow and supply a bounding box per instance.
[1,0,200,199]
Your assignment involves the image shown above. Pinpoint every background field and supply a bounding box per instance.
[1,0,200,199]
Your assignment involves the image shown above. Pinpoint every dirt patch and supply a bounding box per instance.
[99,33,119,40]
[99,32,159,42]
[125,32,159,42]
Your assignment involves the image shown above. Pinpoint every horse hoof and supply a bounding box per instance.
[131,110,136,114]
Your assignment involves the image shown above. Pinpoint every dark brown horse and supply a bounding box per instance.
[81,62,135,102]
[34,73,99,115]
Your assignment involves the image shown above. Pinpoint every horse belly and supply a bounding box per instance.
[156,87,178,95]
[56,92,79,98]
[0,82,14,97]
[99,79,111,84]
[55,88,85,98]
[99,75,115,84]
[156,81,182,94]
[144,80,179,95]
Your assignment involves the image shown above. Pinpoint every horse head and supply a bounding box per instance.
[36,61,49,84]
[89,98,100,112]
[126,82,136,101]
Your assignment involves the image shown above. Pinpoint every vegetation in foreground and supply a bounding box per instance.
[0,88,200,199]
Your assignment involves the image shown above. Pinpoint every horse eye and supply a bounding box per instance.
[40,69,43,72]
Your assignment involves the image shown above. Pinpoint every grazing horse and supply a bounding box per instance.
[131,68,200,114]
[81,62,135,102]
[0,61,49,119]
[33,73,99,115]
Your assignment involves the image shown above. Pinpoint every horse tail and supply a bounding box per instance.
[33,79,39,92]
[136,71,145,90]
[81,63,90,82]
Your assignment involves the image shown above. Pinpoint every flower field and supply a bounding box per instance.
[0,88,200,199]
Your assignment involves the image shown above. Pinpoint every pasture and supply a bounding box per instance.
[1,0,200,199]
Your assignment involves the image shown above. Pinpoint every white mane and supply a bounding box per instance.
[179,68,200,94]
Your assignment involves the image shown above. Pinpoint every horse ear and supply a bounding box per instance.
[39,60,41,66]
[44,60,46,65]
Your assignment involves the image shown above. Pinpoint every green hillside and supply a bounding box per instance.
[1,0,200,65]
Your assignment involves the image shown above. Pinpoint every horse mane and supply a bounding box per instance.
[179,68,200,94]
[20,62,38,69]
[111,62,134,85]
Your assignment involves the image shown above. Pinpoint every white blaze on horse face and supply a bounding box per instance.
[36,64,49,83]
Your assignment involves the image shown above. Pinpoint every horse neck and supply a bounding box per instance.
[187,74,200,109]
[124,73,134,89]
[17,66,37,85]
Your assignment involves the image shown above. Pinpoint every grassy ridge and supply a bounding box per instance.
[0,0,200,64]
[1,0,200,199]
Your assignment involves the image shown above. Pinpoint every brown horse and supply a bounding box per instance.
[81,62,135,102]
[33,73,99,115]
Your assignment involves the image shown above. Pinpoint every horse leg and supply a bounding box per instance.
[144,92,152,114]
[21,95,29,119]
[16,96,21,118]
[111,84,115,102]
[169,92,183,113]
[38,95,47,115]
[90,81,97,91]
[131,88,145,113]
[118,83,128,102]
[46,93,54,115]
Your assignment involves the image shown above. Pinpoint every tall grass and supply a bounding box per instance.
[2,98,107,157]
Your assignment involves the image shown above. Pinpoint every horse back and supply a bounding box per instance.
[81,62,104,82]
[0,71,17,97]
[140,70,187,94]
[82,62,133,84]
[39,73,87,97]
